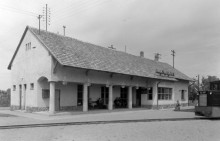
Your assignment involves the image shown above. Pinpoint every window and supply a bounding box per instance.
[101,86,109,105]
[181,90,185,101]
[25,42,32,51]
[13,85,16,91]
[141,87,153,100]
[158,87,172,100]
[147,87,153,100]
[24,84,27,90]
[42,89,49,98]
[30,83,34,90]
[77,85,83,106]
[210,83,220,90]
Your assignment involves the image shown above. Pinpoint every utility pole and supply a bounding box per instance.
[43,4,51,31]
[46,4,47,31]
[171,50,175,68]
[125,45,127,53]
[197,74,200,91]
[63,26,66,36]
[37,15,42,34]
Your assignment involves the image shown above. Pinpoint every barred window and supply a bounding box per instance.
[181,90,185,101]
[158,87,172,100]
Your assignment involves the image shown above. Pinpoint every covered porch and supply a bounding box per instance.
[38,76,155,114]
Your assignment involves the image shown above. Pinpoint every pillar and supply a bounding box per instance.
[49,81,55,114]
[108,85,113,110]
[83,83,88,112]
[128,86,132,109]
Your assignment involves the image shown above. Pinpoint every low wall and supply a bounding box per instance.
[141,103,188,109]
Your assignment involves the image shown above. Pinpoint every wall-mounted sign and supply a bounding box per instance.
[155,69,175,77]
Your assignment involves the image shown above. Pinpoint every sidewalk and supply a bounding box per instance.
[0,106,201,127]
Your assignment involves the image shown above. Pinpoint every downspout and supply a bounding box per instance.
[157,80,162,109]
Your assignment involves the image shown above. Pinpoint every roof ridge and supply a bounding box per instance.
[28,26,167,64]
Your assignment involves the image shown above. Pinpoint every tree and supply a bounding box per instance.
[188,81,199,101]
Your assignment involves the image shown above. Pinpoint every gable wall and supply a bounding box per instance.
[10,30,52,107]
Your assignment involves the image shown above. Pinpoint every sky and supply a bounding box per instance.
[0,0,220,90]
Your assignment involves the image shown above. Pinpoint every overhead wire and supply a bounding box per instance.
[41,0,99,30]
[0,4,38,17]
[52,0,91,14]
[52,0,108,24]
[52,0,101,21]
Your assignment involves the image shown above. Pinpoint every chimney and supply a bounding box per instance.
[140,51,144,57]
[154,53,160,61]
[63,26,66,36]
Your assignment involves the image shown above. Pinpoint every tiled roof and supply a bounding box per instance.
[10,26,192,81]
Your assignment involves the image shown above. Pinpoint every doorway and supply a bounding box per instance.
[136,88,142,107]
[19,85,22,109]
[23,84,27,110]
[101,86,109,105]
[55,89,60,111]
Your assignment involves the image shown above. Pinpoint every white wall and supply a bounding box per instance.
[174,80,189,104]
[11,29,52,107]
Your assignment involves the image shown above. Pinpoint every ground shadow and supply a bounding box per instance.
[175,108,195,113]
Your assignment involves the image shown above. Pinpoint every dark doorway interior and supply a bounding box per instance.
[136,88,142,107]
[19,85,22,109]
[55,89,60,111]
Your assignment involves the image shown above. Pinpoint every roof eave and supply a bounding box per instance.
[63,64,180,82]
[7,26,29,70]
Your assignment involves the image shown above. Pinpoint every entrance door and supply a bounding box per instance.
[136,88,142,106]
[55,90,60,111]
[19,85,22,109]
[23,84,27,110]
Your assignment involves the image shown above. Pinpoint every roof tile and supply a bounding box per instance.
[29,27,191,81]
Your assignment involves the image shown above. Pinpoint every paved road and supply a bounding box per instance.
[0,106,203,126]
[0,106,219,141]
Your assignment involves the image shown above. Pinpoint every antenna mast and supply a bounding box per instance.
[63,26,66,36]
[171,50,175,68]
[43,4,51,31]
[37,15,42,34]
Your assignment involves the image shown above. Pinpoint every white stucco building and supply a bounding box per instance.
[8,26,191,113]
